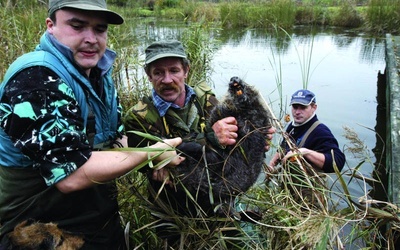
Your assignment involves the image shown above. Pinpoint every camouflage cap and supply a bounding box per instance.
[145,40,187,65]
[48,0,124,25]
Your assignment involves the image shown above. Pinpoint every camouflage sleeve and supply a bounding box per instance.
[123,100,161,148]
[202,94,225,149]
[0,66,91,185]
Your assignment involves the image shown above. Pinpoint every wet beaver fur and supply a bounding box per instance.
[6,219,84,250]
[158,76,272,217]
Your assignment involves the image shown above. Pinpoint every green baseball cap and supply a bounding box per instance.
[145,40,187,65]
[48,0,124,25]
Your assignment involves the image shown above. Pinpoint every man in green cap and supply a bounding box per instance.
[0,1,184,249]
[123,40,275,245]
[125,40,245,186]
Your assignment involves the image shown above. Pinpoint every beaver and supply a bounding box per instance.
[164,76,272,217]
[6,219,84,250]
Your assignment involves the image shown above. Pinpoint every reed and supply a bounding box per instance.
[0,6,46,79]
[331,1,362,28]
[120,0,398,34]
[180,21,216,86]
[220,1,296,29]
[182,1,220,23]
[366,0,400,34]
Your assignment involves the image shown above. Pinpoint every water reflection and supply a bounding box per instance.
[359,37,387,64]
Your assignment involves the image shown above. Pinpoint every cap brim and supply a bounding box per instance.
[55,4,124,25]
[290,100,311,106]
[145,53,186,64]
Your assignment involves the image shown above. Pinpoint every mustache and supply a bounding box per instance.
[159,85,179,92]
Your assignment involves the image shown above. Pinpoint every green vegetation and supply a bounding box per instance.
[0,6,46,78]
[1,0,400,249]
[366,0,400,34]
[108,0,398,34]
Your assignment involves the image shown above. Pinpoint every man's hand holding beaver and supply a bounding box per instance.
[212,116,238,146]
[213,117,275,150]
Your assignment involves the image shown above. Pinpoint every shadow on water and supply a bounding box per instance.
[370,68,390,247]
[373,70,387,202]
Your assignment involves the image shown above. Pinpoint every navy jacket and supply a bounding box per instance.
[282,115,345,173]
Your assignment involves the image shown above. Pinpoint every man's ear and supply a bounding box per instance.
[184,66,190,78]
[46,17,55,33]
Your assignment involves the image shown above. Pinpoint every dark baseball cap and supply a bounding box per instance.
[48,0,124,25]
[145,40,187,65]
[290,89,316,106]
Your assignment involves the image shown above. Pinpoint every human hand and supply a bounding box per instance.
[151,168,173,186]
[212,116,238,146]
[266,165,278,174]
[281,150,302,165]
[150,137,185,167]
[282,148,325,170]
[268,151,281,172]
[264,126,276,151]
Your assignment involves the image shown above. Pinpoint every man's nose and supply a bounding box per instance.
[161,72,173,83]
[84,29,97,43]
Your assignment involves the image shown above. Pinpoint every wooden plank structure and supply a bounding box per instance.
[385,34,400,206]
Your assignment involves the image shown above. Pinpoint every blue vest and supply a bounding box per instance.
[0,33,121,167]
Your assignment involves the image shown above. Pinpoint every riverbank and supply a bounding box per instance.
[112,0,400,35]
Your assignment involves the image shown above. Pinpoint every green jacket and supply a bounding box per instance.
[123,82,220,149]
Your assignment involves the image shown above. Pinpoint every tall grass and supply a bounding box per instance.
[182,1,220,23]
[366,0,400,34]
[331,1,362,28]
[137,0,399,35]
[243,125,398,249]
[0,6,46,79]
[220,1,296,29]
[180,21,217,86]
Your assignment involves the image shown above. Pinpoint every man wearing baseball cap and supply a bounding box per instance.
[268,89,345,207]
[269,89,345,173]
[0,1,185,249]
